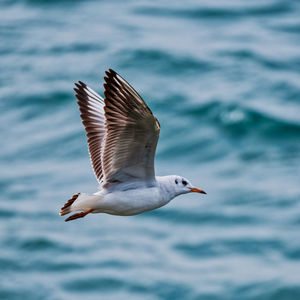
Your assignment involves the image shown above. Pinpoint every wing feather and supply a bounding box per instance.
[102,69,160,186]
[74,69,160,189]
[74,81,106,184]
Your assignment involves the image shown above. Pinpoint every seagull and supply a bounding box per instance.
[60,69,206,222]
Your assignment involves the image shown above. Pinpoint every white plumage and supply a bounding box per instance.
[60,69,206,222]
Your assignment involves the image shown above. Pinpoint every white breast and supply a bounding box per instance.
[94,186,167,216]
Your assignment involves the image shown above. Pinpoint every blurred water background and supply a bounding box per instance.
[1,0,300,299]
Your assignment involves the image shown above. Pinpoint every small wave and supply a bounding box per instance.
[0,257,20,272]
[18,237,73,253]
[274,23,300,34]
[183,101,300,139]
[174,238,283,258]
[135,2,292,20]
[23,0,84,5]
[157,99,300,164]
[119,49,214,75]
[142,209,258,226]
[16,91,72,108]
[0,208,16,218]
[219,48,300,72]
[49,42,105,55]
[63,277,124,292]
[237,285,300,300]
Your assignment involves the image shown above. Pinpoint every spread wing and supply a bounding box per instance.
[74,81,106,184]
[102,69,160,186]
[74,69,160,188]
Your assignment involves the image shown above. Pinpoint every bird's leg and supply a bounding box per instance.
[65,209,94,222]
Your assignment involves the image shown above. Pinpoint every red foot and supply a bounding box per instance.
[65,209,94,222]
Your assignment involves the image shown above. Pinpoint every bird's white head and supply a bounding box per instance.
[157,175,206,199]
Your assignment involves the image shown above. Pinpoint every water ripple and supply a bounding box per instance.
[1,0,300,299]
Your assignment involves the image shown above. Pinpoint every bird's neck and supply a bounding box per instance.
[156,176,177,202]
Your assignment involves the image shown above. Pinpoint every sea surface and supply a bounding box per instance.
[1,0,300,299]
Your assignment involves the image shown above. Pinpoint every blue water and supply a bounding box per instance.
[1,0,300,299]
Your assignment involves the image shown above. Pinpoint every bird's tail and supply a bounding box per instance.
[60,193,98,222]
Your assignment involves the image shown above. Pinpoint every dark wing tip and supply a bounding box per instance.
[108,68,117,75]
[103,75,109,84]
[74,80,92,97]
[104,69,118,80]
[74,83,80,90]
[74,81,87,94]
[74,88,80,96]
[103,70,121,93]
[74,84,84,98]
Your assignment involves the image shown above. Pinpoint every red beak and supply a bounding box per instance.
[189,187,206,194]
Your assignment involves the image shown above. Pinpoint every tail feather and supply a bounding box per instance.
[60,192,99,221]
[60,193,80,216]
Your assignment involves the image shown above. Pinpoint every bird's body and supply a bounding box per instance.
[72,181,162,216]
[60,69,205,221]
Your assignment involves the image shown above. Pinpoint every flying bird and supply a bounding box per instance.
[60,69,206,221]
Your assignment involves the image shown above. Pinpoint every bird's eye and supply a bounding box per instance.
[182,180,187,186]
[175,179,178,184]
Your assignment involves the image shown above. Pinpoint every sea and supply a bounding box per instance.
[1,0,300,299]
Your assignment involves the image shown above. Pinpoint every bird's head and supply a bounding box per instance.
[168,175,206,196]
